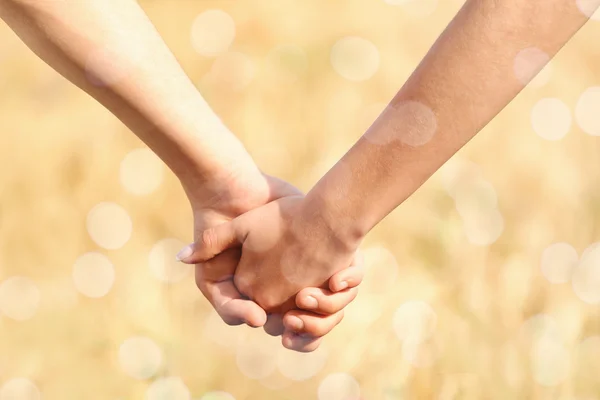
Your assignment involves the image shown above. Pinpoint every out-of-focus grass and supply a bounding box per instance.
[1,1,600,399]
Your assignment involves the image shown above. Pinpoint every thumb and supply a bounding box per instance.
[176,221,242,264]
[329,249,365,292]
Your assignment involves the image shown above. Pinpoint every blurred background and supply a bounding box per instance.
[1,0,600,399]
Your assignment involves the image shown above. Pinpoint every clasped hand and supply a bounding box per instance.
[178,173,362,352]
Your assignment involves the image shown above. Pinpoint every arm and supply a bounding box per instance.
[0,0,362,349]
[180,0,598,352]
[0,0,255,198]
[305,0,596,244]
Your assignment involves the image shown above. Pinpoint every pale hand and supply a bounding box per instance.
[179,194,362,351]
[181,172,363,351]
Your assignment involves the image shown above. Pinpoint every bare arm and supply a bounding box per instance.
[0,0,366,346]
[178,1,600,350]
[306,0,598,244]
[0,0,259,200]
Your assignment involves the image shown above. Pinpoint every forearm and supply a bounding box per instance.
[306,0,596,243]
[0,0,258,196]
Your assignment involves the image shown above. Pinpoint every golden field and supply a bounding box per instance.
[1,0,600,399]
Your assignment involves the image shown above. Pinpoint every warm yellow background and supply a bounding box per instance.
[1,0,600,399]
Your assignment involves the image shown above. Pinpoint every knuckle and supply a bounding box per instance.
[259,293,291,312]
[257,295,278,311]
[233,274,253,298]
[200,228,217,252]
[319,298,334,313]
[305,322,325,337]
[295,289,312,306]
[296,287,311,298]
[314,316,340,336]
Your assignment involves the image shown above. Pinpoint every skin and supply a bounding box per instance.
[0,0,363,351]
[182,0,600,352]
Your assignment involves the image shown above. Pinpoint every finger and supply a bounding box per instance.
[177,221,242,264]
[263,313,285,336]
[281,331,323,353]
[296,287,358,315]
[202,280,267,328]
[195,248,239,283]
[329,265,365,293]
[283,309,344,337]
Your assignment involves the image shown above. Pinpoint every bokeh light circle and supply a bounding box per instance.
[200,392,236,400]
[149,238,193,283]
[365,101,437,146]
[202,310,246,349]
[259,372,292,391]
[540,242,578,284]
[317,373,361,400]
[576,0,600,20]
[118,336,163,380]
[0,378,41,400]
[392,300,438,343]
[575,336,600,381]
[462,209,504,246]
[191,10,236,57]
[119,148,164,196]
[206,52,256,90]
[454,180,498,220]
[361,246,399,294]
[344,293,385,327]
[358,102,388,132]
[440,158,483,199]
[575,86,600,136]
[331,36,380,81]
[530,337,570,387]
[265,45,308,84]
[0,277,40,321]
[402,336,438,368]
[518,314,563,345]
[572,245,600,304]
[145,377,190,400]
[72,252,115,298]
[86,202,132,250]
[581,242,600,261]
[236,333,278,380]
[277,344,328,381]
[513,47,551,87]
[530,98,572,141]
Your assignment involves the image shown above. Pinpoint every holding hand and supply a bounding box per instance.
[178,194,363,351]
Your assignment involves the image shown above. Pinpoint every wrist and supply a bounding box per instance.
[121,86,262,206]
[297,192,367,255]
[180,158,264,210]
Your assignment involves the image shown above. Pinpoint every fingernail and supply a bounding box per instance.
[338,281,349,290]
[287,316,304,331]
[175,244,194,262]
[303,295,318,309]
